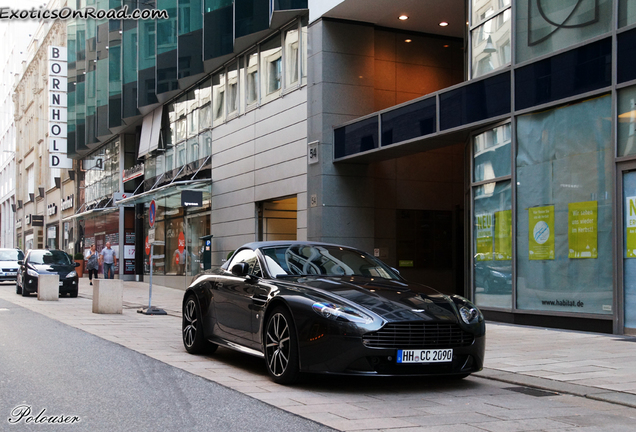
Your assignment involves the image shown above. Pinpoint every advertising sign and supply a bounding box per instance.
[494,210,512,261]
[568,201,598,259]
[627,196,636,258]
[529,205,554,260]
[475,213,493,261]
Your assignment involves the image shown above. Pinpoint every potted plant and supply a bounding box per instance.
[73,252,85,278]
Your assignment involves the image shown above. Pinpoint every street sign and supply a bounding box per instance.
[148,228,155,244]
[145,236,151,255]
[149,199,156,228]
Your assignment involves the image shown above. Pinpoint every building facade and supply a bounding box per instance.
[47,0,636,334]
[0,4,41,249]
[14,1,76,258]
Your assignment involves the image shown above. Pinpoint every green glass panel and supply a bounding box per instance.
[180,0,203,35]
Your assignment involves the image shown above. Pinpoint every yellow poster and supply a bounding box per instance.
[494,210,512,261]
[475,213,493,261]
[529,206,554,260]
[568,201,598,259]
[627,196,636,258]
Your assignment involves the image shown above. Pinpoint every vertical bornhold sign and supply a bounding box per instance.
[49,46,72,169]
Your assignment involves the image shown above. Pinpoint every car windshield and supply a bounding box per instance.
[260,244,401,280]
[29,250,72,265]
[0,250,24,261]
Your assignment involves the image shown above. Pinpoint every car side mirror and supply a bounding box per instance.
[17,260,24,265]
[75,262,80,268]
[231,262,250,277]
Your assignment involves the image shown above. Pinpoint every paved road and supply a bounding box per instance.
[0,298,333,432]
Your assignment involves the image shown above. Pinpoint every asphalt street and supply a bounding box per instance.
[0,298,334,432]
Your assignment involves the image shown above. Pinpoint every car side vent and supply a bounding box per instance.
[362,322,474,349]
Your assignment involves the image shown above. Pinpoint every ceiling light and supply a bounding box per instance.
[398,15,409,21]
[439,21,449,27]
[405,39,412,43]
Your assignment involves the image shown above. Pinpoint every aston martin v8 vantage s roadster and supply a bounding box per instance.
[182,241,485,384]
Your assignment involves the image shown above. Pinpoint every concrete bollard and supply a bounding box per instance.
[38,274,60,301]
[92,279,123,314]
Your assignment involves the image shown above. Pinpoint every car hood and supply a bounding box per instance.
[283,276,460,323]
[0,260,19,269]
[29,263,75,276]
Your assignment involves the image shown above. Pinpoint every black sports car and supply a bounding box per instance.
[182,241,485,384]
[17,249,80,297]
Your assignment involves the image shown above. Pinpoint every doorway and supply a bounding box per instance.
[257,196,297,241]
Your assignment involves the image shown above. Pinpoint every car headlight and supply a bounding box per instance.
[452,296,483,325]
[27,268,39,277]
[66,271,77,278]
[312,302,373,325]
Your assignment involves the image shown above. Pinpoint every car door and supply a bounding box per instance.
[213,249,264,347]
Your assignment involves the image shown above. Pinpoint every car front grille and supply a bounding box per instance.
[362,322,475,349]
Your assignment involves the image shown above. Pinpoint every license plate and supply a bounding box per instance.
[397,349,453,364]
[7,272,16,276]
[59,281,63,286]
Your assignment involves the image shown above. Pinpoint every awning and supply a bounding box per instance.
[61,206,119,223]
[137,106,163,159]
[115,179,211,209]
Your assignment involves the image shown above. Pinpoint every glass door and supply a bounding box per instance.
[185,212,210,287]
[622,166,636,333]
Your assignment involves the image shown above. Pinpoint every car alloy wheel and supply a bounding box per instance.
[182,295,217,354]
[264,307,299,384]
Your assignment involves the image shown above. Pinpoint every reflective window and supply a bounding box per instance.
[515,0,613,64]
[516,95,613,315]
[284,25,300,88]
[246,50,259,107]
[618,29,636,84]
[260,36,283,102]
[619,0,636,27]
[212,70,226,125]
[227,61,239,117]
[618,86,636,158]
[473,181,512,309]
[473,123,511,183]
[471,9,511,78]
[381,97,436,146]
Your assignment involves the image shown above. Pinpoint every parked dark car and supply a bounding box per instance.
[182,241,485,384]
[17,249,80,297]
[0,248,24,283]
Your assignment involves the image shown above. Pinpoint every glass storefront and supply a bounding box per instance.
[516,95,613,314]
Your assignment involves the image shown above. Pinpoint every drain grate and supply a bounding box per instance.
[505,386,559,397]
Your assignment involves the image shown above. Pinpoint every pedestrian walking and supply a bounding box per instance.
[99,242,118,279]
[85,244,99,285]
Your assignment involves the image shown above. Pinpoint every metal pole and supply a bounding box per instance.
[149,243,153,310]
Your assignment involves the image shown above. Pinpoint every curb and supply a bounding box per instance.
[478,368,636,409]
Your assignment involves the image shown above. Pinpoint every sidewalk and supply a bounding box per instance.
[2,276,636,428]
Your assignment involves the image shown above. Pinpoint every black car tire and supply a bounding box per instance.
[16,282,21,295]
[21,285,29,297]
[182,295,217,354]
[264,306,300,385]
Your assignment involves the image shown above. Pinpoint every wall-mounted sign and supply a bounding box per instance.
[568,201,598,259]
[48,46,72,170]
[47,203,57,216]
[494,210,512,261]
[308,141,319,165]
[25,214,31,225]
[181,190,202,207]
[31,215,44,227]
[61,195,74,211]
[123,163,144,183]
[529,205,555,260]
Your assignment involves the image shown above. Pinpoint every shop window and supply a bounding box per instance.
[471,9,511,79]
[258,196,297,241]
[473,123,511,183]
[515,95,613,315]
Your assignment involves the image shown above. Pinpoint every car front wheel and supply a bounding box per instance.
[182,295,217,354]
[264,306,300,384]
